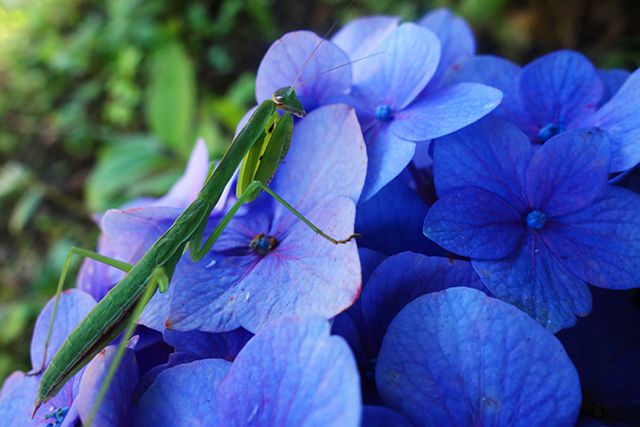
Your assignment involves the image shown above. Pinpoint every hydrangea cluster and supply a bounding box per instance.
[3,8,640,427]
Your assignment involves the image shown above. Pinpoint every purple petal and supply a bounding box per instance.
[444,55,526,125]
[433,117,532,210]
[390,82,502,141]
[167,214,265,332]
[362,406,414,427]
[360,123,416,202]
[270,104,366,208]
[598,68,631,105]
[0,371,79,426]
[238,197,360,332]
[360,252,485,357]
[526,129,610,216]
[255,31,351,111]
[520,50,603,132]
[473,233,592,331]
[31,289,97,369]
[168,198,360,333]
[424,187,525,259]
[582,68,640,171]
[76,345,138,427]
[154,139,209,208]
[135,359,231,427]
[543,187,640,289]
[331,15,400,83]
[417,8,475,88]
[376,288,581,426]
[216,316,361,427]
[352,23,440,111]
[356,177,443,256]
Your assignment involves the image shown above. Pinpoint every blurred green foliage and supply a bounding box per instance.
[0,0,638,381]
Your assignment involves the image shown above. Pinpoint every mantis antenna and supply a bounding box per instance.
[287,0,356,95]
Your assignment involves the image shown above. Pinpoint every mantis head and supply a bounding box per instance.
[272,87,306,118]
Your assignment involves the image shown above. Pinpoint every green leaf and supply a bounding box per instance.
[145,41,196,156]
[9,187,44,234]
[86,135,174,211]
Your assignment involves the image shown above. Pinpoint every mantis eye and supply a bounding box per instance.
[273,95,284,104]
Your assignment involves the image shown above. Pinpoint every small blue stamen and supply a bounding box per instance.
[525,210,547,230]
[538,122,565,142]
[375,104,393,122]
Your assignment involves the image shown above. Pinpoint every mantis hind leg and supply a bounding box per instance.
[28,247,133,376]
[83,270,160,427]
[188,180,358,262]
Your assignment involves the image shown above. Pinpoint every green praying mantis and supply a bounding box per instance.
[30,41,363,424]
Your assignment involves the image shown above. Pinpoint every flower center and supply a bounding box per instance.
[525,210,547,230]
[537,122,565,143]
[44,407,69,427]
[375,104,393,122]
[250,233,278,255]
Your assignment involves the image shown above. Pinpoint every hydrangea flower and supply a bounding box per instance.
[136,316,360,427]
[336,22,502,200]
[446,50,640,172]
[148,104,366,333]
[0,290,138,427]
[424,118,640,331]
[376,287,582,426]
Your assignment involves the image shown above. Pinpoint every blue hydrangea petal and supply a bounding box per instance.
[543,187,640,289]
[473,233,592,331]
[520,50,603,131]
[168,198,360,333]
[417,8,475,89]
[162,328,252,361]
[582,68,640,171]
[356,177,443,256]
[433,118,532,209]
[360,252,485,358]
[390,82,502,141]
[331,15,400,83]
[424,187,525,259]
[237,197,360,332]
[31,289,97,369]
[362,406,414,427]
[376,288,582,426]
[167,214,267,332]
[136,359,231,427]
[255,31,351,111]
[0,373,70,426]
[444,55,527,126]
[352,23,441,111]
[77,234,125,301]
[360,123,416,202]
[269,104,366,210]
[598,69,631,105]
[215,316,361,427]
[76,345,138,427]
[525,129,610,216]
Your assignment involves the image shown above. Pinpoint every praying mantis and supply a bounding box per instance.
[30,44,361,423]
